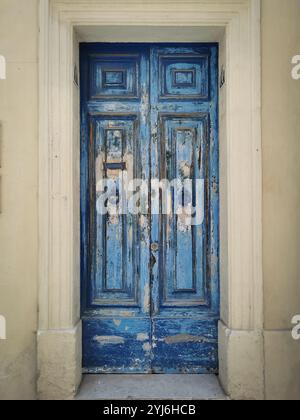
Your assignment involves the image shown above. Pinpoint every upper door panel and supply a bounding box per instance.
[89,53,141,100]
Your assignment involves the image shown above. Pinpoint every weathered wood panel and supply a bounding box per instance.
[81,44,219,373]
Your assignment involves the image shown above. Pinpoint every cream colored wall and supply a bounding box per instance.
[262,0,300,400]
[0,0,300,400]
[0,0,38,400]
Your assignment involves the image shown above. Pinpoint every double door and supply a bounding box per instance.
[80,44,219,373]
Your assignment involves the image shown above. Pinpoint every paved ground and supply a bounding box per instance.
[76,374,228,400]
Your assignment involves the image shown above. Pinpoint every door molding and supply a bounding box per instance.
[38,0,263,400]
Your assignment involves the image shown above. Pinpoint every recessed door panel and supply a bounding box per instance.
[158,53,209,100]
[89,54,140,99]
[91,117,139,306]
[158,114,209,309]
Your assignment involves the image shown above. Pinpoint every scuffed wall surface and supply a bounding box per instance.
[0,0,38,400]
[262,0,300,400]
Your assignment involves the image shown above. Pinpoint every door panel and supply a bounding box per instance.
[81,44,219,374]
[92,116,139,306]
[152,319,218,374]
[81,46,152,373]
[159,115,208,307]
[83,318,152,373]
[150,46,219,373]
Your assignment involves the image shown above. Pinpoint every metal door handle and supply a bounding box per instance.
[104,162,126,171]
[151,242,159,253]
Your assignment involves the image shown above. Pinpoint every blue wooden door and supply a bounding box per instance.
[81,44,219,374]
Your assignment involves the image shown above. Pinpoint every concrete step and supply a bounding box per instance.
[76,374,228,400]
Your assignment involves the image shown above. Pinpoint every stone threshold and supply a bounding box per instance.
[76,374,228,400]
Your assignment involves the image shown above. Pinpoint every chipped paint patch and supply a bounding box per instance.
[144,283,150,312]
[140,214,148,229]
[93,336,125,345]
[113,319,122,327]
[108,214,119,225]
[137,333,149,342]
[179,161,191,178]
[119,311,134,317]
[143,343,151,352]
[178,210,192,232]
[164,335,211,344]
[141,84,149,124]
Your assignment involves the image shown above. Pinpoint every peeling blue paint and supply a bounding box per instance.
[81,44,219,374]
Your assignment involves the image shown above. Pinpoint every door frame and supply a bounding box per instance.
[38,0,263,400]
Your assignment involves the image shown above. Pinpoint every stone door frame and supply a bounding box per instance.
[38,0,263,400]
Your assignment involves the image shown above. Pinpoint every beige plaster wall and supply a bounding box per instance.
[262,0,300,400]
[0,0,38,400]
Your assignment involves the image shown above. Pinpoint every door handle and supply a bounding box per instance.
[104,162,127,171]
[151,242,159,253]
